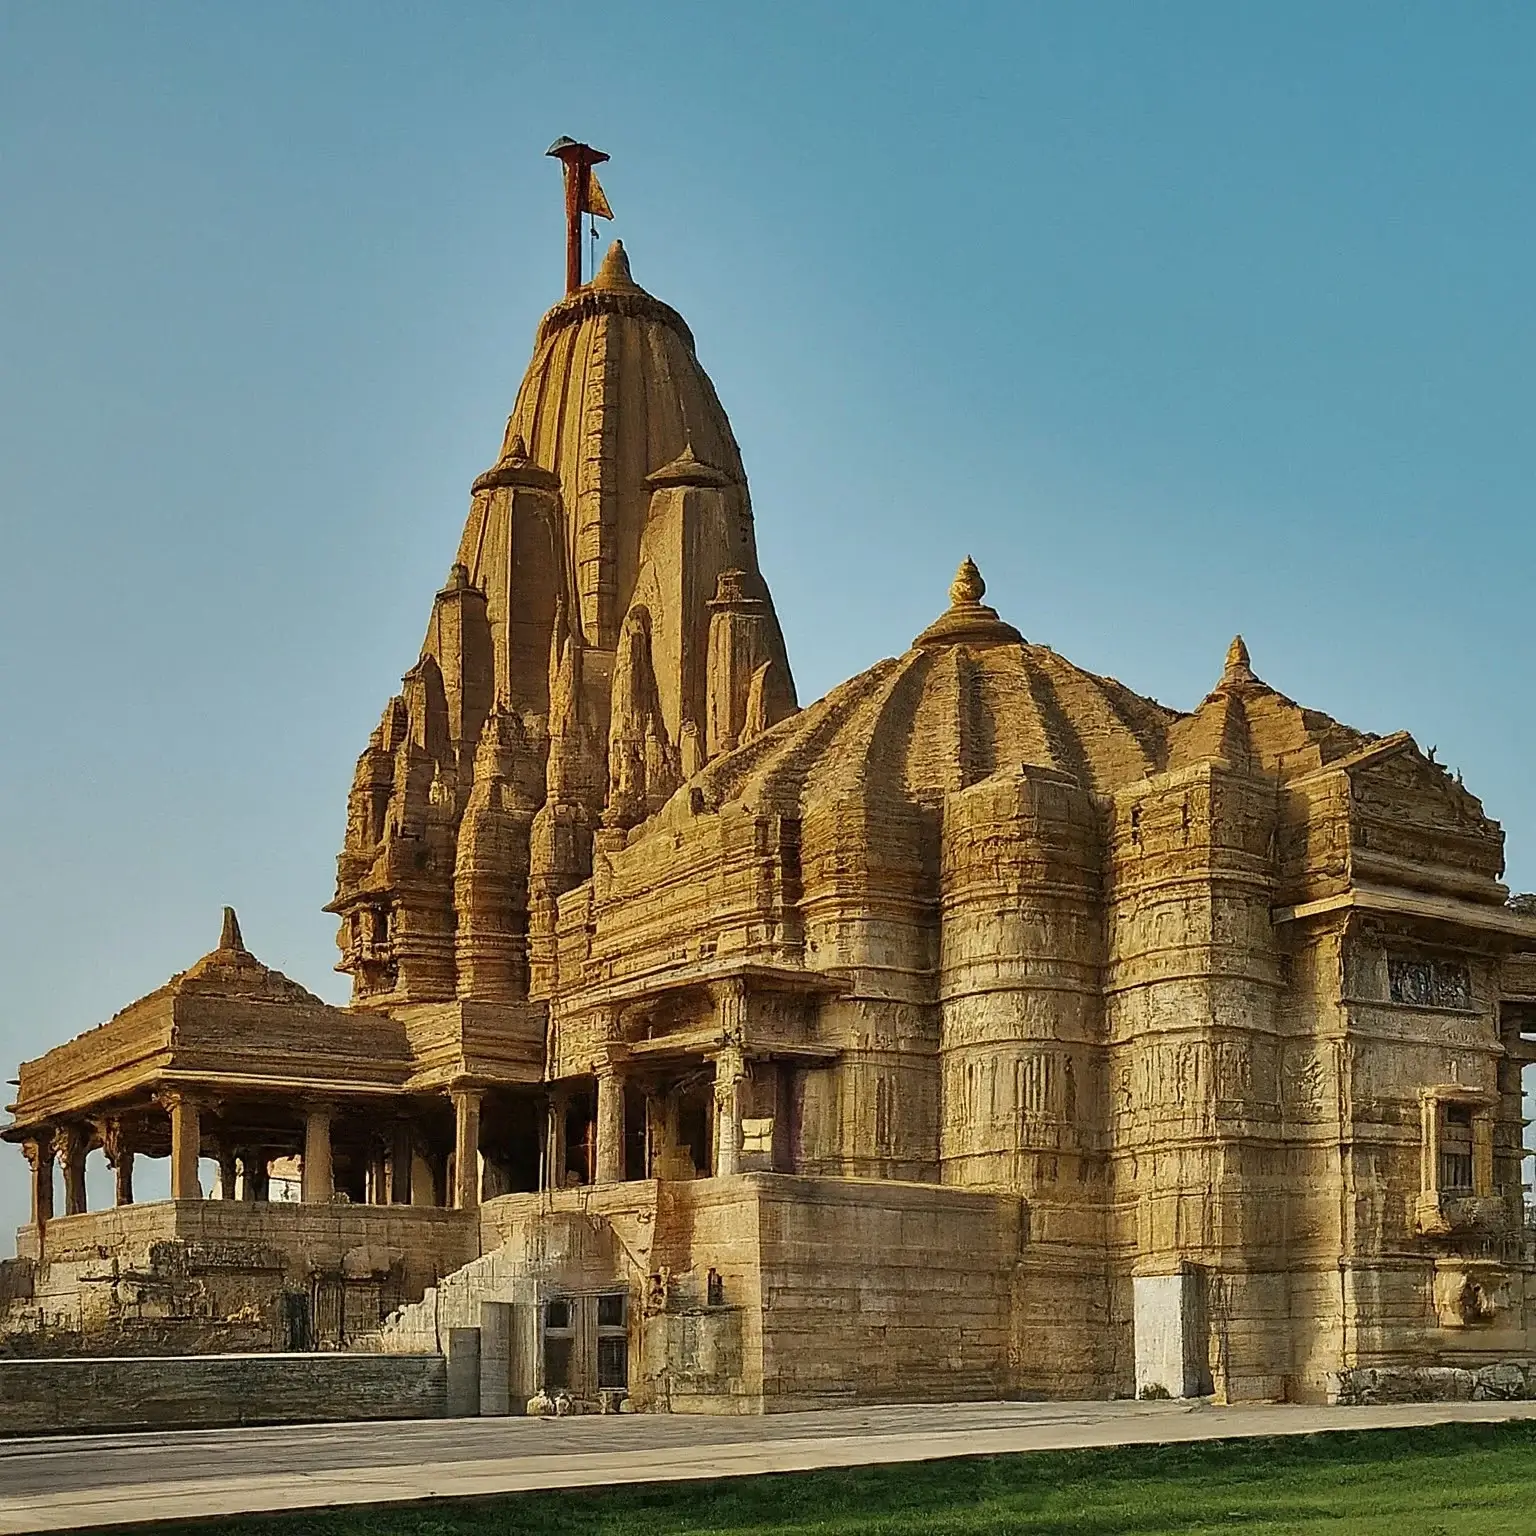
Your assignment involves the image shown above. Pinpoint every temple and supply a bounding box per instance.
[5,149,1536,1409]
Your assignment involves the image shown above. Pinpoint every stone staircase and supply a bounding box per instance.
[357,1192,659,1355]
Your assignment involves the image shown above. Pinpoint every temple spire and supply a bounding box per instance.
[545,137,613,294]
[219,906,246,953]
[1222,634,1257,688]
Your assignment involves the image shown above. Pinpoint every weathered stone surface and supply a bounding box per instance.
[6,178,1536,1412]
[0,1352,446,1434]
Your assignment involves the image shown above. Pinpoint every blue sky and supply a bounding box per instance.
[1,2,1532,1236]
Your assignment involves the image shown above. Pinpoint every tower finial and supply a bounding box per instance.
[591,240,638,293]
[950,556,985,607]
[219,906,246,953]
[1222,634,1256,687]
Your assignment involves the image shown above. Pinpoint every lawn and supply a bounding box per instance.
[95,1420,1536,1536]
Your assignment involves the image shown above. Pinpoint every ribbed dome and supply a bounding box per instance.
[661,564,1371,826]
[675,565,1176,822]
[690,637,1175,818]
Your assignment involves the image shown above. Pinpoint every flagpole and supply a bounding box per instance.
[545,138,611,295]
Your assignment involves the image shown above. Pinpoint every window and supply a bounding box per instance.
[1439,1104,1475,1194]
[597,1336,627,1389]
[1389,957,1473,1010]
[596,1291,628,1391]
[543,1296,573,1390]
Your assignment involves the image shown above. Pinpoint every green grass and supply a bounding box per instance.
[95,1421,1536,1536]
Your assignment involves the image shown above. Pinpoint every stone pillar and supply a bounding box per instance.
[165,1094,202,1201]
[645,1093,667,1179]
[102,1120,135,1207]
[1420,1094,1439,1196]
[302,1104,334,1204]
[451,1088,483,1210]
[369,1143,390,1205]
[595,1068,625,1184]
[58,1125,89,1217]
[242,1151,270,1202]
[22,1137,54,1230]
[217,1149,239,1200]
[113,1148,135,1207]
[712,1046,745,1178]
[546,1090,568,1190]
[391,1122,413,1205]
[1473,1106,1496,1197]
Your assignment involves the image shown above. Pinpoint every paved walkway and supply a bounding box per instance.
[4,1398,1536,1533]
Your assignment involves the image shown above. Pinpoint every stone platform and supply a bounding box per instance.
[5,1398,1536,1533]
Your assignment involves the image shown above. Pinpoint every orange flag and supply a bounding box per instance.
[583,169,614,220]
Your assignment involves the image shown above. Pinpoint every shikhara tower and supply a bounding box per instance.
[5,147,1536,1414]
[329,236,796,1010]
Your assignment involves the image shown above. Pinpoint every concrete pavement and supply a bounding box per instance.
[4,1397,1536,1534]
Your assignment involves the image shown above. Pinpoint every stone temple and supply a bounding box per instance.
[5,162,1536,1411]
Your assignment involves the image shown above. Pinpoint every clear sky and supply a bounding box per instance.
[1,2,1532,1239]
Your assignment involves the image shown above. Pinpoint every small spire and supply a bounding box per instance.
[1222,634,1256,687]
[591,239,638,292]
[219,907,246,953]
[506,433,529,461]
[646,436,733,489]
[950,556,985,607]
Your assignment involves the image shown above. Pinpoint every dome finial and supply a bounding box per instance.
[950,556,985,607]
[1222,634,1256,687]
[914,556,1022,649]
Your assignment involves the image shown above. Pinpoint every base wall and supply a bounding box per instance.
[0,1352,447,1435]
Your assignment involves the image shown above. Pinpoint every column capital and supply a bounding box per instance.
[155,1086,206,1114]
[593,1044,630,1078]
[711,1044,746,1085]
[710,976,748,1044]
[56,1122,92,1158]
[100,1121,138,1168]
[20,1133,55,1171]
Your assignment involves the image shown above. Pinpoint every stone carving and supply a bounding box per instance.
[5,173,1536,1413]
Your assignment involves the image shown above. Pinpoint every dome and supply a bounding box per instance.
[664,562,1370,825]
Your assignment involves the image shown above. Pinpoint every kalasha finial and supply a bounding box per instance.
[219,906,246,953]
[950,556,986,607]
[1223,634,1256,686]
[914,554,1021,650]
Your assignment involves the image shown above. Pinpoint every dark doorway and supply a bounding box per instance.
[678,1089,712,1177]
[282,1292,313,1352]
